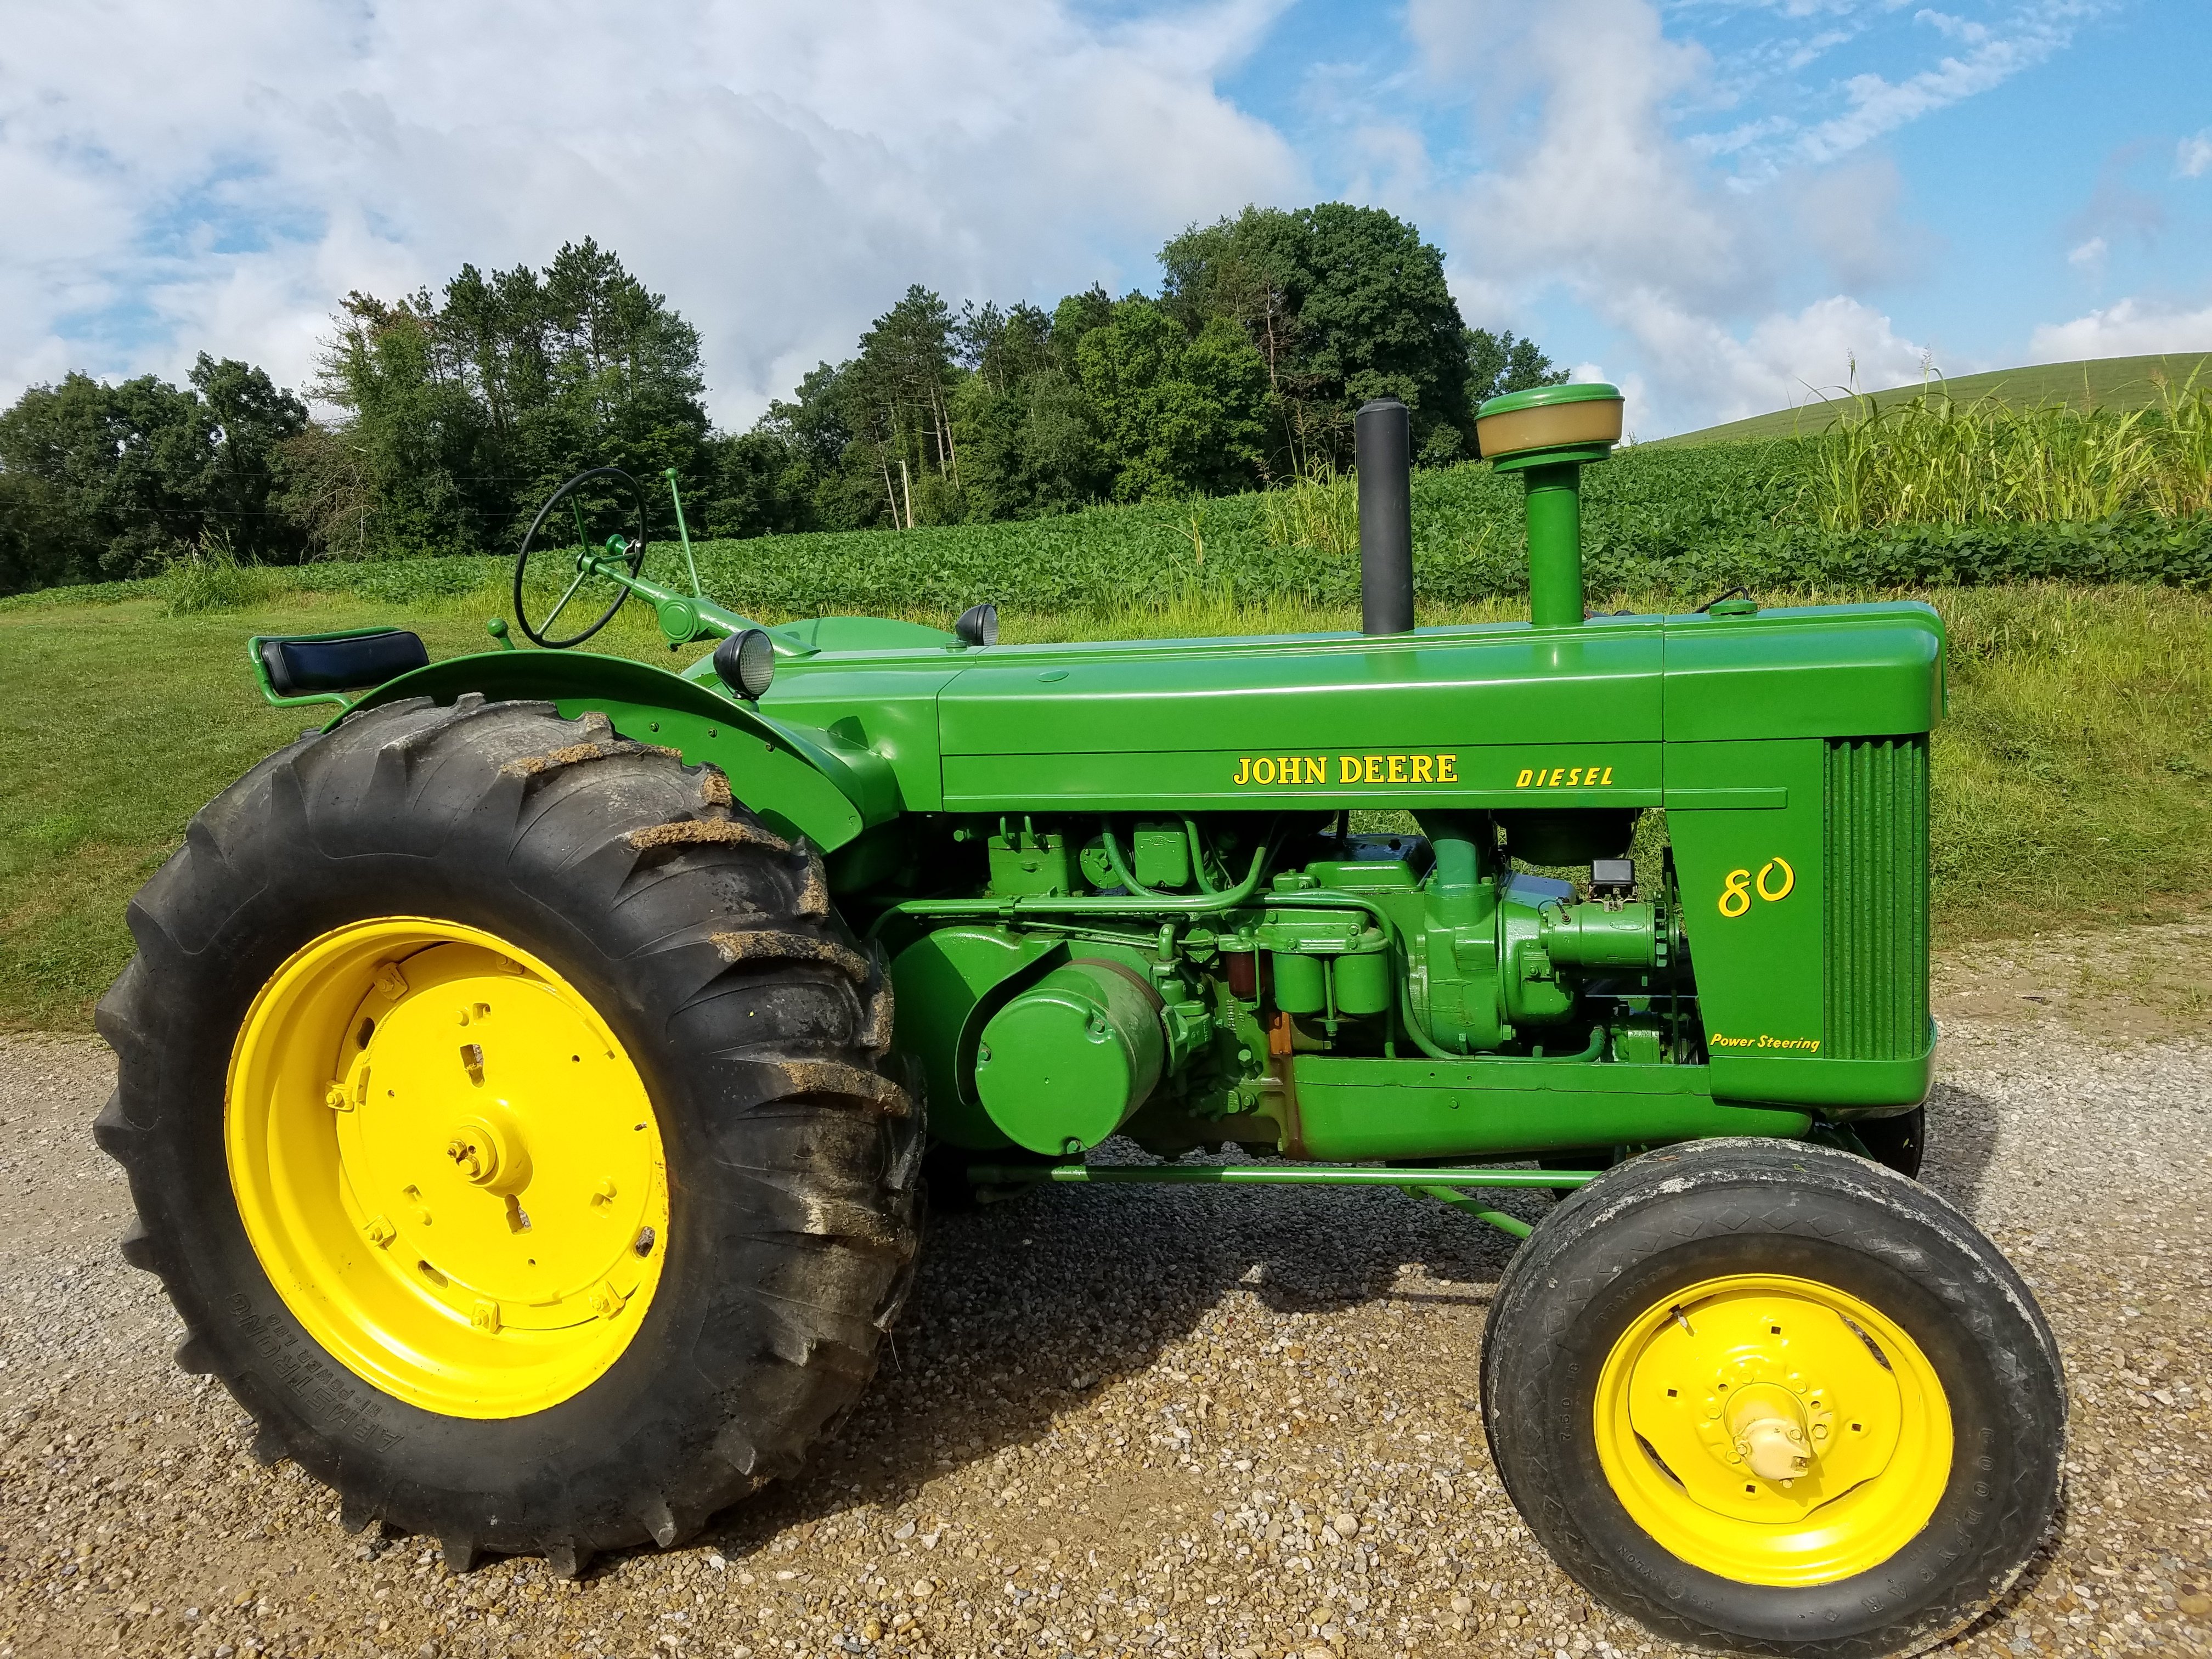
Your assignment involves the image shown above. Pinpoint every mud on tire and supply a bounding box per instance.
[95,695,921,1573]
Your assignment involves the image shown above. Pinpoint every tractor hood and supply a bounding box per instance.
[751,600,1944,815]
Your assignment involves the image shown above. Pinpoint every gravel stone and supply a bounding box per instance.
[3,939,2208,1658]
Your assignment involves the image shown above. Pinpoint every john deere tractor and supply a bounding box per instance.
[99,385,2063,1656]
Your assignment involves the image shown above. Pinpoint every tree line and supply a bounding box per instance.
[0,207,1565,595]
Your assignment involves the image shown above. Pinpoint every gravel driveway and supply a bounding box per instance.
[3,942,2209,1659]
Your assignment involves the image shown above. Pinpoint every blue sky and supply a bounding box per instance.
[3,0,2208,436]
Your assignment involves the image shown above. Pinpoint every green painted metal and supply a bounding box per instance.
[887,926,1053,1149]
[976,961,1167,1153]
[1520,461,1590,628]
[240,419,1947,1181]
[1476,381,1624,627]
[343,650,892,852]
[963,1162,1599,1189]
[1418,1188,1534,1238]
[961,1161,1578,1235]
[1289,1055,1812,1160]
[1824,737,1931,1059]
[1477,382,1629,416]
[662,467,704,600]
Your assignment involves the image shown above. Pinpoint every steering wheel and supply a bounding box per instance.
[512,467,649,648]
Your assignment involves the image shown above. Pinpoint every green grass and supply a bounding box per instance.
[1661,353,2212,447]
[4,580,2206,1031]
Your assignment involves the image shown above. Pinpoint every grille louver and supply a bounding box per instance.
[1824,737,1930,1060]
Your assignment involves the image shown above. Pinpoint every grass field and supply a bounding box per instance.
[1661,352,2212,446]
[2,579,2205,1031]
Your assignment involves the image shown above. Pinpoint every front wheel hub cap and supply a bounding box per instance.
[1592,1273,1953,1585]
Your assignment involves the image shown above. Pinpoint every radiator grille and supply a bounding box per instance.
[1824,737,1930,1060]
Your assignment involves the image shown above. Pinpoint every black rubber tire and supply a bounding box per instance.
[1852,1106,1926,1181]
[95,695,921,1575]
[1480,1138,2063,1658]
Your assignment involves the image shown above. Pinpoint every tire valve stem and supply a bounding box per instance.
[634,1227,656,1257]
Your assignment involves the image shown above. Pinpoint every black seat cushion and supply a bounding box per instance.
[261,630,430,695]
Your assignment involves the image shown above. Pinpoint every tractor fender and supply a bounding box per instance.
[344,650,900,853]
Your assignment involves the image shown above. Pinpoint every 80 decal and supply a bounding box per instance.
[1718,856,1795,918]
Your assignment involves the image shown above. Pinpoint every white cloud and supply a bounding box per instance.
[2028,297,2212,361]
[1790,3,2085,168]
[1409,0,1757,315]
[1403,0,1946,432]
[2180,128,2212,179]
[0,0,1300,423]
[2067,236,2108,270]
[1790,156,1939,290]
[1611,293,1933,432]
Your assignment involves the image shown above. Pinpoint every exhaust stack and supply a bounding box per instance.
[1475,383,1624,628]
[1355,398,1414,635]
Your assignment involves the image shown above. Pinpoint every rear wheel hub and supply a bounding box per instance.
[225,917,669,1419]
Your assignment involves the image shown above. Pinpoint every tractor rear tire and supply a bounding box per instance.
[1480,1138,2063,1658]
[95,695,920,1574]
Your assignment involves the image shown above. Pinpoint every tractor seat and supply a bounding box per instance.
[259,630,430,696]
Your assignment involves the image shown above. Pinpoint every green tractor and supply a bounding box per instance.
[98,385,2063,1656]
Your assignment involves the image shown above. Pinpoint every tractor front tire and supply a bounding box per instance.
[95,695,919,1574]
[1481,1138,2063,1658]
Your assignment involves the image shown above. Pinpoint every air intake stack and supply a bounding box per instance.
[1355,397,1414,635]
[1475,382,1625,628]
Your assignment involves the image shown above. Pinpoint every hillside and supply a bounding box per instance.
[1660,352,2212,446]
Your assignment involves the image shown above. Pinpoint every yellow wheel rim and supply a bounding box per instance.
[1593,1273,1952,1586]
[225,918,669,1419]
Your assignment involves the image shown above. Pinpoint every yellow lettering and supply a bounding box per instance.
[1278,756,1299,785]
[1412,754,1434,782]
[1549,768,1566,787]
[1515,768,1533,787]
[1388,754,1407,782]
[1364,756,1385,783]
[1253,758,1277,784]
[1233,756,1250,785]
[1339,755,1360,782]
[1303,756,1324,783]
[1566,768,1583,787]
[1438,754,1458,783]
[1719,868,1752,917]
[1601,766,1613,785]
[1756,856,1796,902]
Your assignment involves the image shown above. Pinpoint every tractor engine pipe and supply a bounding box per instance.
[1356,398,1414,635]
[1523,462,1587,629]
